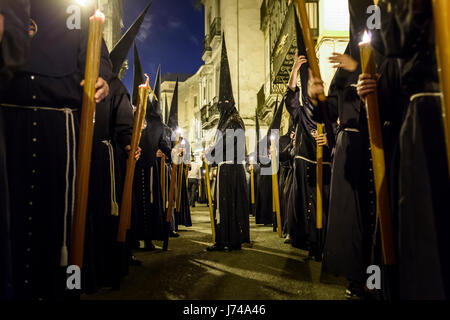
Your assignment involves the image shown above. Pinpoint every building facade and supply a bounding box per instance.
[199,0,265,152]
[165,0,350,156]
[260,0,349,133]
[98,0,124,51]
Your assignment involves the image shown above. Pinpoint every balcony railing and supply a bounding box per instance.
[209,17,221,40]
[202,35,212,56]
[200,99,220,129]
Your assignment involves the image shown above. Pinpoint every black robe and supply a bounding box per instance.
[372,0,450,299]
[0,1,113,299]
[198,163,208,204]
[83,78,133,293]
[279,139,294,233]
[0,0,30,300]
[207,108,250,247]
[255,155,273,226]
[133,117,172,242]
[278,135,293,232]
[175,166,192,228]
[284,87,332,256]
[319,68,377,286]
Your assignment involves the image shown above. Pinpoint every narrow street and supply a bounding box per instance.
[84,205,347,300]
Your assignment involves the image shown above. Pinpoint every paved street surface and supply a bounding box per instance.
[84,205,347,300]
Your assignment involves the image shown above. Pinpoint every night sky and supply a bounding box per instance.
[121,0,204,93]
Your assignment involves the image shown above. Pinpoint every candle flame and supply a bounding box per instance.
[139,73,150,89]
[75,0,89,7]
[360,31,372,45]
[181,139,186,146]
[90,9,105,23]
[249,156,254,162]
[143,73,159,102]
[176,127,182,135]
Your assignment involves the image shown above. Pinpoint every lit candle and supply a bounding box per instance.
[117,74,150,243]
[359,31,376,75]
[359,31,395,265]
[71,9,105,268]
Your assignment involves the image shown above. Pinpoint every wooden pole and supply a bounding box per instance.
[316,123,323,229]
[359,34,395,265]
[185,166,189,189]
[161,157,166,209]
[70,10,105,267]
[117,76,150,242]
[250,163,255,205]
[295,0,326,102]
[176,162,184,212]
[432,0,450,174]
[166,133,180,223]
[204,159,216,243]
[270,137,282,238]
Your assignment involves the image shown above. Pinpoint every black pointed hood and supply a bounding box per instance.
[148,65,162,120]
[348,0,374,62]
[167,78,179,130]
[218,34,234,105]
[132,43,144,106]
[217,34,240,132]
[268,97,284,135]
[110,1,152,76]
[164,94,169,125]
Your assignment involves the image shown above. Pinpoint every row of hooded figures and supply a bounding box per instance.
[1,0,450,301]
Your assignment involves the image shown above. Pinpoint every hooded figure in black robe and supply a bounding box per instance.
[278,122,295,236]
[133,61,172,250]
[0,0,30,300]
[284,10,332,261]
[205,34,250,251]
[167,79,192,228]
[0,0,113,300]
[313,0,380,299]
[255,98,285,232]
[370,0,450,300]
[82,3,149,291]
[83,78,134,293]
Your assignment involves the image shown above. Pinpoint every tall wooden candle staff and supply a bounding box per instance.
[432,0,450,174]
[295,0,326,102]
[161,154,166,209]
[70,9,105,268]
[249,156,255,206]
[316,123,323,230]
[204,158,216,243]
[166,129,181,222]
[176,139,186,212]
[359,31,395,265]
[117,75,150,243]
[270,135,282,238]
[163,128,181,251]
